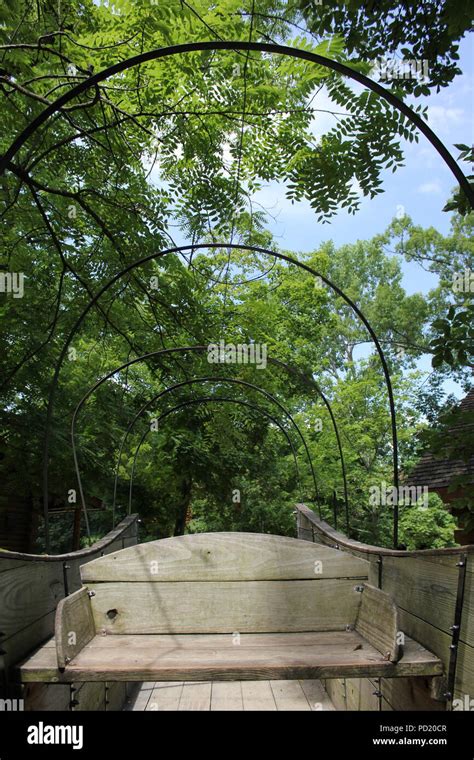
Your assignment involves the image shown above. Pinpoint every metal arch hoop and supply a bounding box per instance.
[3,42,460,548]
[107,376,320,521]
[61,243,393,546]
[1,41,473,204]
[70,349,348,543]
[127,395,305,518]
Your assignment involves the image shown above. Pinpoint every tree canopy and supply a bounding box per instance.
[0,0,472,553]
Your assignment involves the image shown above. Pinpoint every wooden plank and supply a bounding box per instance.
[147,682,183,711]
[178,682,212,711]
[324,678,346,710]
[396,608,474,702]
[81,532,368,583]
[241,681,277,710]
[0,559,30,574]
[381,557,474,647]
[0,515,138,563]
[210,681,243,711]
[270,680,311,710]
[0,562,64,639]
[345,678,381,711]
[19,631,443,683]
[73,681,105,711]
[23,682,70,711]
[105,682,127,711]
[355,584,399,662]
[88,579,362,634]
[456,640,474,698]
[55,587,95,669]
[368,560,380,587]
[299,679,335,710]
[380,677,446,712]
[2,610,55,670]
[296,505,474,559]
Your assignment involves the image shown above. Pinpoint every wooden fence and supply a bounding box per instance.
[0,515,139,710]
[296,504,474,712]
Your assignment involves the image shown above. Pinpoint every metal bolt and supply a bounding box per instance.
[450,624,460,631]
[354,584,365,593]
[373,690,382,698]
[88,590,96,598]
[456,561,465,567]
[64,656,71,664]
[449,643,457,650]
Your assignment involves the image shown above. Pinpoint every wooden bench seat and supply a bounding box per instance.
[17,533,443,685]
[21,631,442,683]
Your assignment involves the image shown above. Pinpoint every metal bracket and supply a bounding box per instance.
[445,553,467,708]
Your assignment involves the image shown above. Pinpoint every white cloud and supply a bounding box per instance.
[426,105,464,132]
[417,180,443,195]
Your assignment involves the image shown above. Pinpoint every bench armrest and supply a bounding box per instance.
[355,583,400,663]
[55,586,95,669]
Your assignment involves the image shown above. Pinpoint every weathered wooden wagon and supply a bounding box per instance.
[2,506,471,711]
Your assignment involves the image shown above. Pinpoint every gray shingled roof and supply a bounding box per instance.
[406,388,474,489]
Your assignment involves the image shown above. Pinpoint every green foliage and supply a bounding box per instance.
[299,0,470,93]
[399,493,458,550]
[0,1,470,554]
[431,305,474,369]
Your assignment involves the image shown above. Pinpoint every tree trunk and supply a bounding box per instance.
[174,478,192,536]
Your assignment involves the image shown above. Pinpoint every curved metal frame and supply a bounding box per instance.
[63,243,393,545]
[71,346,348,537]
[3,42,461,548]
[1,41,472,204]
[127,395,304,516]
[109,376,319,522]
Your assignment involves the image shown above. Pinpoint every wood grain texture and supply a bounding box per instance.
[323,678,346,710]
[81,532,369,583]
[19,631,442,683]
[345,677,381,711]
[55,587,95,669]
[178,681,212,711]
[210,681,243,711]
[355,584,399,662]
[270,679,311,710]
[23,682,70,711]
[383,557,474,647]
[299,679,335,710]
[147,682,183,711]
[0,562,64,639]
[241,681,276,710]
[72,681,105,711]
[87,579,362,634]
[380,677,446,712]
[105,682,128,711]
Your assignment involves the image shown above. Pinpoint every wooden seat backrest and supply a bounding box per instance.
[79,532,369,635]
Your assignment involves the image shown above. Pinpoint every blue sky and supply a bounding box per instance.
[254,35,473,297]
